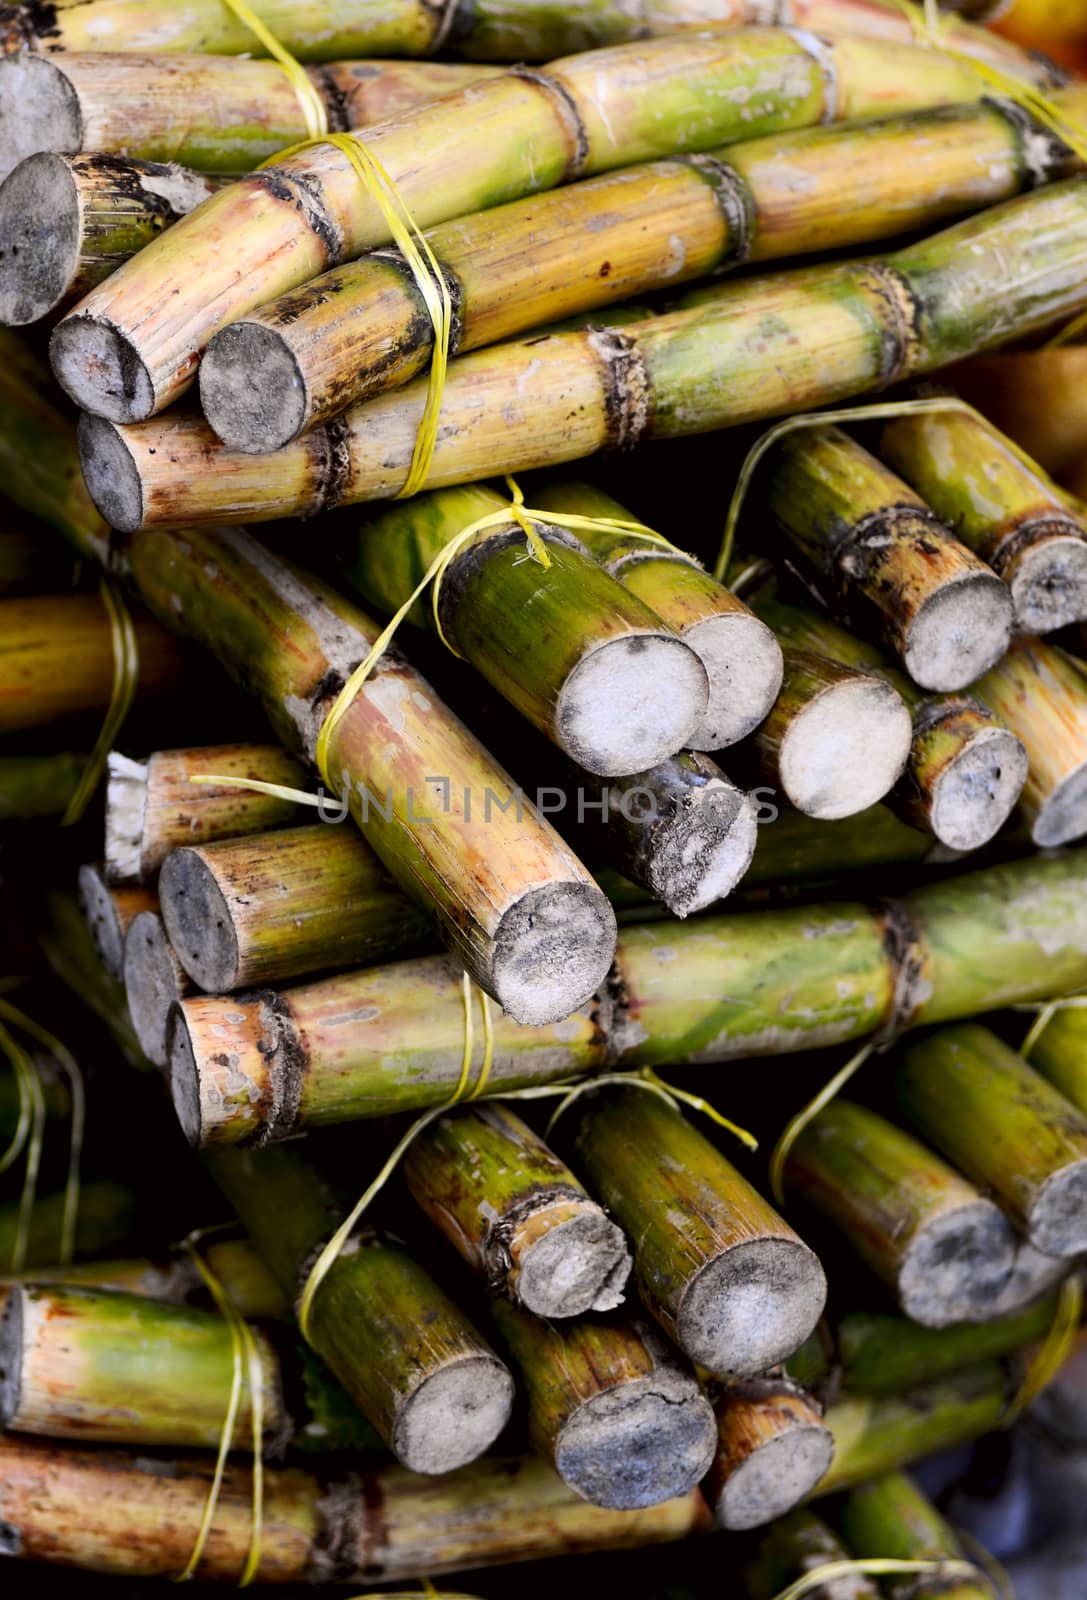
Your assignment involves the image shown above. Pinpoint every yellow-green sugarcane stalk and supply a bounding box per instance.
[881,405,1087,634]
[0,0,1050,68]
[763,426,1014,693]
[206,1142,514,1476]
[121,908,194,1068]
[784,1099,1019,1327]
[896,1021,1087,1258]
[0,1433,711,1584]
[105,742,307,885]
[838,1471,997,1600]
[338,485,710,778]
[491,1300,717,1510]
[171,844,1087,1145]
[0,1181,138,1271]
[564,1086,828,1378]
[970,635,1087,847]
[706,1375,834,1531]
[746,1508,880,1600]
[107,524,617,1028]
[85,180,1087,530]
[158,824,433,994]
[402,1102,631,1317]
[52,27,1017,424]
[0,53,501,182]
[201,91,1087,455]
[746,803,938,884]
[76,865,156,981]
[1027,1006,1087,1120]
[742,568,1028,851]
[0,753,84,822]
[5,1239,289,1319]
[532,481,783,750]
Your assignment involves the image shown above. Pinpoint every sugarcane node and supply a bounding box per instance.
[122,908,191,1068]
[159,847,241,992]
[0,49,79,182]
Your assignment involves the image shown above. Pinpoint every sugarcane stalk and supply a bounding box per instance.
[743,571,1028,850]
[746,804,937,883]
[952,346,1087,480]
[969,636,1087,847]
[5,1240,289,1319]
[706,1376,834,1531]
[0,1180,137,1270]
[1027,1005,1087,1118]
[52,27,1018,424]
[838,1471,996,1600]
[491,1300,716,1510]
[880,405,1087,634]
[565,1086,827,1377]
[764,426,1014,692]
[121,908,193,1068]
[201,92,1087,454]
[784,1098,1018,1327]
[339,485,710,777]
[746,1509,880,1600]
[531,481,783,749]
[0,53,502,182]
[206,1143,514,1474]
[896,1021,1087,1258]
[0,753,84,822]
[106,743,307,885]
[85,179,1087,529]
[109,524,617,1027]
[402,1102,630,1316]
[0,1433,710,1583]
[76,865,156,982]
[172,844,1087,1144]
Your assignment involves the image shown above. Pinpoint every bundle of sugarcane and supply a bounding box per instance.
[75,180,1087,528]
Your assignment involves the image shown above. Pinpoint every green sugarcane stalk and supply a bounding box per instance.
[491,1300,717,1511]
[746,1509,880,1600]
[742,568,1028,851]
[4,1240,289,1319]
[105,742,307,885]
[206,1142,514,1475]
[746,804,937,884]
[0,753,84,823]
[200,91,1086,454]
[171,844,1087,1145]
[402,1102,630,1317]
[120,908,194,1068]
[105,523,617,1027]
[762,425,1013,693]
[85,180,1087,530]
[706,1376,834,1532]
[784,1098,1018,1327]
[564,1086,827,1378]
[881,404,1087,635]
[1027,1005,1087,1117]
[53,26,1025,424]
[0,1181,138,1270]
[838,1471,996,1599]
[338,484,710,777]
[896,1021,1087,1258]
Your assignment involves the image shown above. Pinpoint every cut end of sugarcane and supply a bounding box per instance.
[928,724,1028,853]
[199,321,308,454]
[554,1367,717,1511]
[0,1288,22,1429]
[778,678,912,820]
[103,752,150,884]
[1008,530,1087,634]
[898,1199,1018,1328]
[168,1009,203,1149]
[713,1420,835,1531]
[556,634,709,778]
[676,1237,827,1379]
[158,848,240,993]
[517,1209,631,1318]
[391,1354,514,1475]
[1029,1161,1087,1258]
[0,53,81,185]
[122,910,188,1070]
[77,862,126,980]
[643,782,758,918]
[77,410,145,530]
[0,152,81,325]
[491,879,616,1027]
[987,1241,1071,1318]
[682,612,784,750]
[902,572,1013,692]
[1031,761,1087,849]
[53,313,156,425]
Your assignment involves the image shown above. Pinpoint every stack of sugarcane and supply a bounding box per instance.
[7,0,1087,1588]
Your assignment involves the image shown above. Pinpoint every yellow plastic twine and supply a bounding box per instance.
[218,0,327,140]
[768,1557,980,1600]
[62,579,140,827]
[767,1041,875,1210]
[176,1228,266,1586]
[1002,1272,1085,1425]
[1016,993,1087,1058]
[0,999,84,1268]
